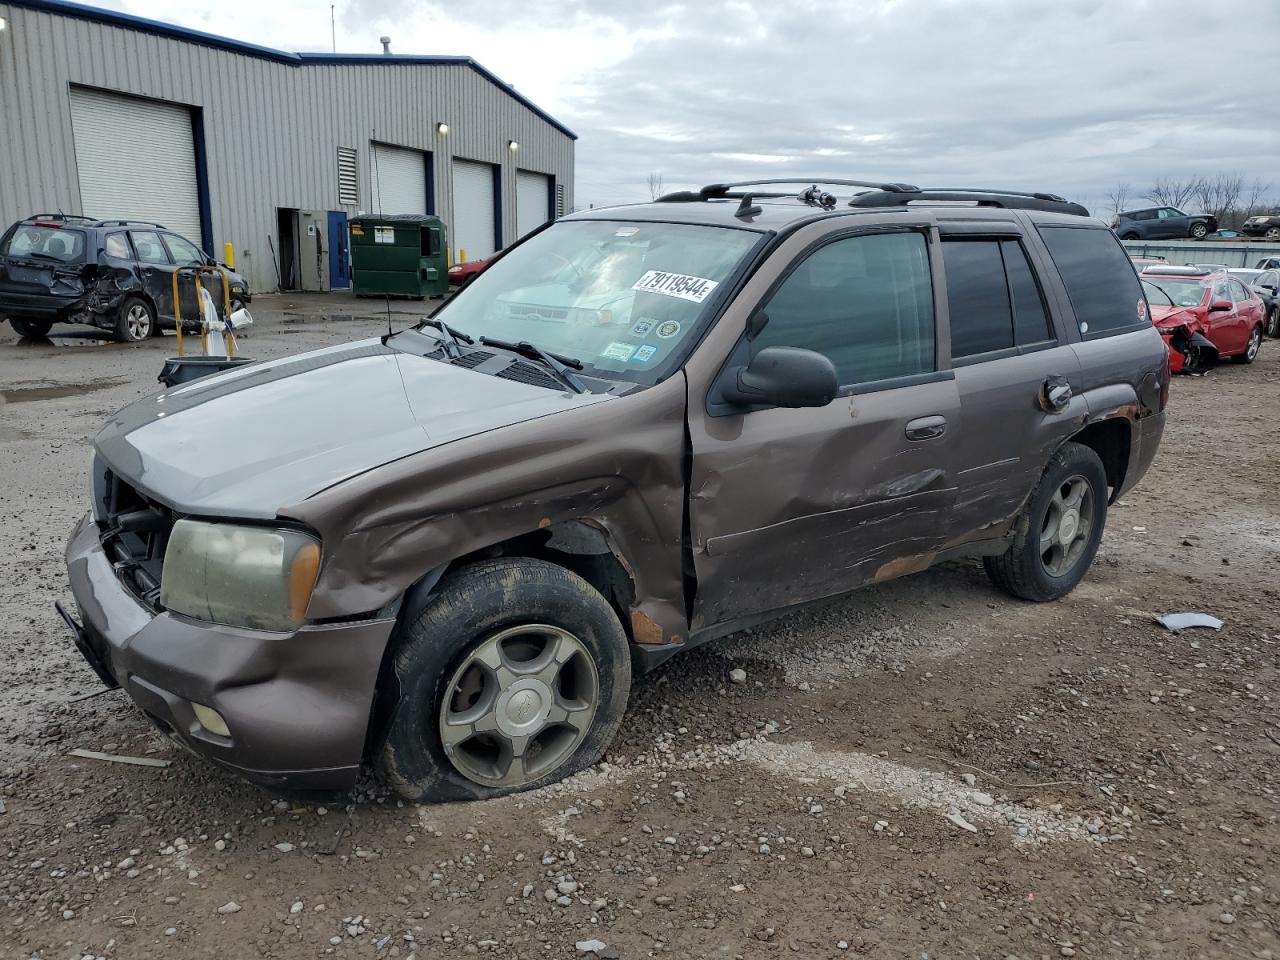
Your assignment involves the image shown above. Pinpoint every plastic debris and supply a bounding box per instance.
[67,749,171,768]
[1155,612,1224,633]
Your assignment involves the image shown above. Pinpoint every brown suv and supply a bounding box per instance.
[60,179,1169,799]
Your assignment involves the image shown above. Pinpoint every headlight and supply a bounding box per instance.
[159,520,321,631]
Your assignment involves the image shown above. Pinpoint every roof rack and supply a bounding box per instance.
[92,219,169,229]
[656,179,1089,217]
[25,213,96,223]
[1140,265,1212,277]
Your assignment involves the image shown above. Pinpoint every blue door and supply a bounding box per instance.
[327,212,351,289]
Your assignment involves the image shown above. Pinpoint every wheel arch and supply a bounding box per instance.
[362,519,645,762]
[1069,415,1131,504]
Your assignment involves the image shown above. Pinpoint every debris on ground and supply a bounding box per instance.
[1155,612,1224,632]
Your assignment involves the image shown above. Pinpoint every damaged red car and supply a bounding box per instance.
[1140,266,1265,374]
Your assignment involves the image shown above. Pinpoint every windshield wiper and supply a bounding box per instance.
[479,336,586,393]
[419,318,473,358]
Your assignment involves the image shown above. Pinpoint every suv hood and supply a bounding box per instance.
[94,339,611,518]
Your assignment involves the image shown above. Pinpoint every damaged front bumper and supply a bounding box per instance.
[61,512,394,793]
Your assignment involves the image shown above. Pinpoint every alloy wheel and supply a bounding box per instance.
[1038,476,1094,578]
[438,624,599,788]
[125,303,152,340]
[1247,326,1262,361]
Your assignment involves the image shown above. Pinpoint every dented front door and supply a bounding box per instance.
[684,224,960,630]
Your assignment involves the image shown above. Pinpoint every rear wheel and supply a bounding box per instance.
[9,316,53,339]
[1120,232,1139,241]
[1265,226,1280,241]
[1189,222,1209,240]
[984,442,1108,602]
[1267,307,1280,339]
[114,297,154,342]
[378,558,632,802]
[1232,325,1263,363]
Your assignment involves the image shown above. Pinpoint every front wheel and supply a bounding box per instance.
[9,316,53,339]
[378,558,632,802]
[1189,222,1209,240]
[1265,226,1280,241]
[984,442,1108,602]
[1232,325,1263,364]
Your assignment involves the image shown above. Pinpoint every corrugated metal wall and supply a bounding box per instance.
[1121,240,1280,269]
[0,3,576,292]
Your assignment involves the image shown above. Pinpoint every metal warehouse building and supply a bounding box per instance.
[0,0,576,294]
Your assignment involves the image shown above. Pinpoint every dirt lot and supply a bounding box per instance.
[1,297,1277,960]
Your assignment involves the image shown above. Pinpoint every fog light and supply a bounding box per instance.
[192,702,230,738]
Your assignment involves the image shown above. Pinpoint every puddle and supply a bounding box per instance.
[1,378,126,403]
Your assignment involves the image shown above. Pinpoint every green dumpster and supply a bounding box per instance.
[350,214,449,298]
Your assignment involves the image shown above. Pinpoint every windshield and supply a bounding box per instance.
[1141,278,1207,308]
[1,224,86,263]
[427,220,761,382]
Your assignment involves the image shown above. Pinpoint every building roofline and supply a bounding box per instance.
[7,0,578,140]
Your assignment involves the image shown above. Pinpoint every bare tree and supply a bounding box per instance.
[1144,176,1200,210]
[1241,177,1273,220]
[1105,182,1131,217]
[646,172,665,201]
[1192,172,1245,226]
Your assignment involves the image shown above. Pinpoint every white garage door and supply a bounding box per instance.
[370,143,427,215]
[452,159,496,261]
[69,87,202,243]
[516,171,552,239]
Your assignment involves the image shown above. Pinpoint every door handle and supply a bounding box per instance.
[1041,377,1072,413]
[905,415,947,441]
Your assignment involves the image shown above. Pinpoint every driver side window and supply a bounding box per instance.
[751,231,935,387]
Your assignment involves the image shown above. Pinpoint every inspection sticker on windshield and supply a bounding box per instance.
[600,341,637,362]
[632,270,718,304]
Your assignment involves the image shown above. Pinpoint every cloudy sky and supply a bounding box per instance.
[99,0,1279,213]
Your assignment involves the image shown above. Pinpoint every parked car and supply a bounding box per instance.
[1241,213,1280,240]
[1227,268,1280,337]
[1112,206,1218,240]
[1129,256,1167,271]
[1255,256,1280,271]
[0,215,250,342]
[1140,266,1266,373]
[60,180,1168,799]
[447,254,496,286]
[1189,263,1230,272]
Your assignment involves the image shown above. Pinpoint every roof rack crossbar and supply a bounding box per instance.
[92,219,169,228]
[699,178,920,197]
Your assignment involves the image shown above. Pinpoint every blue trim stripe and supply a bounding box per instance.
[10,0,578,140]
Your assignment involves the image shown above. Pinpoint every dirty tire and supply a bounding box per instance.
[1267,307,1280,339]
[114,296,154,342]
[378,558,631,803]
[984,442,1108,602]
[1232,325,1263,363]
[1189,222,1209,240]
[9,316,53,339]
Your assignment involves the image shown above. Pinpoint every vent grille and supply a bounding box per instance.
[337,147,359,206]
[555,183,566,217]
[497,360,565,390]
[450,349,494,369]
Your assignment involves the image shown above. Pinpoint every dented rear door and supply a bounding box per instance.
[684,221,960,630]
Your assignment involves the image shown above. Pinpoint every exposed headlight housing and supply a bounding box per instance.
[159,520,321,632]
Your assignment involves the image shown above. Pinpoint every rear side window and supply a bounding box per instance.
[104,233,131,259]
[1229,280,1250,303]
[753,231,934,386]
[1037,226,1146,337]
[942,238,1052,359]
[130,231,170,265]
[2,224,86,262]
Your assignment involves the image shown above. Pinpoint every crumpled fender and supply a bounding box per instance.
[278,374,690,646]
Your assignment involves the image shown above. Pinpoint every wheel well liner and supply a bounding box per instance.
[1071,417,1130,503]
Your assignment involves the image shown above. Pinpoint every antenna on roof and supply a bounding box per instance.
[380,35,392,55]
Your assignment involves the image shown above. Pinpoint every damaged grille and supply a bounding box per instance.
[97,468,175,611]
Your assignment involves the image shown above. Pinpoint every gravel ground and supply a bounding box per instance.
[1,296,1277,960]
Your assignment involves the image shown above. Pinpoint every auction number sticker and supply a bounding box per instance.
[632,270,718,304]
[600,341,637,362]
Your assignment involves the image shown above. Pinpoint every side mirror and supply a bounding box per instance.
[721,346,838,409]
[1209,300,1232,312]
